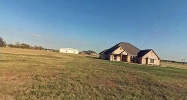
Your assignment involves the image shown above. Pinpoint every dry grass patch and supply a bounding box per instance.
[0,48,187,100]
[161,62,187,69]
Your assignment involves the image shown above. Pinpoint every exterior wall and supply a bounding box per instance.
[116,56,121,61]
[109,55,113,61]
[140,58,147,64]
[99,54,110,60]
[121,51,127,55]
[60,48,79,54]
[137,57,160,65]
[113,47,124,54]
[143,50,158,59]
[109,54,121,61]
[146,58,160,65]
[99,54,105,59]
[104,47,128,61]
[140,50,160,65]
[109,55,137,62]
[136,57,142,64]
[127,55,131,62]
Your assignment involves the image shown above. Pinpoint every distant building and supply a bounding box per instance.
[59,48,79,54]
[80,50,97,55]
[45,49,58,52]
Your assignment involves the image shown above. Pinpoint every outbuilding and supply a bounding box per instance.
[59,48,79,54]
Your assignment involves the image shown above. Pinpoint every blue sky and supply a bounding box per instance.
[0,0,187,61]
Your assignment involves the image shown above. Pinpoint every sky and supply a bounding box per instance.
[0,0,187,61]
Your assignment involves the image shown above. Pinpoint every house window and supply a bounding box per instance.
[150,59,154,63]
[130,56,135,62]
[114,55,117,60]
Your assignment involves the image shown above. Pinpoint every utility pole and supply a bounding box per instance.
[184,59,186,64]
[182,59,186,64]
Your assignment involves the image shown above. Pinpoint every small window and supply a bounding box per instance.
[130,56,135,62]
[150,59,154,63]
[114,55,117,60]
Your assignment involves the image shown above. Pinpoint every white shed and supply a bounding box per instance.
[59,48,79,54]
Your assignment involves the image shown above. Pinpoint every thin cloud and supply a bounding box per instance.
[29,33,43,38]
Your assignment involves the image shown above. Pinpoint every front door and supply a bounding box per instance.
[146,58,148,64]
[122,55,127,62]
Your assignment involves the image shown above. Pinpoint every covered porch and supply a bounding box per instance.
[110,54,136,62]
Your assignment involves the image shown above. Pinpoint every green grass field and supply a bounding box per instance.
[0,48,187,100]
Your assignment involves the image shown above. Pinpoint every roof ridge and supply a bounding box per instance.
[102,42,140,55]
[119,42,129,44]
[142,49,152,51]
[119,42,140,50]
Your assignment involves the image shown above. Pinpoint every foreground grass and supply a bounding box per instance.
[0,48,187,100]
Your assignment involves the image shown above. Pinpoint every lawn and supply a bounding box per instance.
[0,48,187,100]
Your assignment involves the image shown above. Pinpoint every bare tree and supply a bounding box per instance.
[0,37,6,47]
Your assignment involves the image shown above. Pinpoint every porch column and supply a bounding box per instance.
[127,55,130,62]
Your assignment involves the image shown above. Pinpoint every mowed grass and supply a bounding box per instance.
[0,48,187,100]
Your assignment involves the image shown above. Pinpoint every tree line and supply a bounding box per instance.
[0,37,44,50]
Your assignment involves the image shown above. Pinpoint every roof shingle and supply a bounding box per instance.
[137,49,152,57]
[104,42,140,55]
[99,49,108,54]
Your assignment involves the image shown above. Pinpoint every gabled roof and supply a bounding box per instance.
[103,42,140,55]
[137,49,160,59]
[137,49,152,57]
[99,49,108,54]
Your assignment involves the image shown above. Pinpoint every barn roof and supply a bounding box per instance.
[60,48,79,51]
